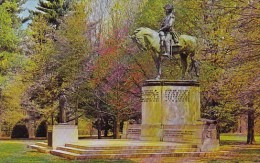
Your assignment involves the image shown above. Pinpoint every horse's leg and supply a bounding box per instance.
[189,52,199,77]
[180,54,188,80]
[194,60,199,77]
[154,55,161,80]
[156,57,162,80]
[188,53,195,78]
[158,56,162,79]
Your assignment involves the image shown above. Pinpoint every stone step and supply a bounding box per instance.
[35,142,49,148]
[29,144,50,153]
[57,146,198,155]
[65,143,197,150]
[50,149,216,160]
[50,150,80,160]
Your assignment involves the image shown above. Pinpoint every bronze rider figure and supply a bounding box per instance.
[159,4,179,57]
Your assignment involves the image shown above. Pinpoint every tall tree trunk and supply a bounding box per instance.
[247,107,255,144]
[104,118,108,137]
[113,121,121,139]
[51,113,54,125]
[113,114,121,139]
[116,121,120,139]
[97,118,102,139]
[96,98,102,139]
[216,122,220,140]
[113,117,117,139]
[0,123,2,138]
[104,128,108,137]
[75,90,79,125]
[0,113,2,137]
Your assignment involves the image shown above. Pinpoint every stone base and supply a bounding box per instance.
[122,123,141,140]
[140,124,162,141]
[49,139,214,160]
[122,120,219,152]
[162,124,205,143]
[121,80,219,152]
[48,124,78,149]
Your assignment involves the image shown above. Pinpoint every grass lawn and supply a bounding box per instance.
[0,140,132,163]
[0,140,72,163]
[220,133,260,144]
[192,134,260,162]
[0,134,259,162]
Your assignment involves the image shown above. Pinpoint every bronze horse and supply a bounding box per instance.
[131,27,198,80]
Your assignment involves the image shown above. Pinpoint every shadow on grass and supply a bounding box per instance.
[220,140,248,145]
[237,148,260,154]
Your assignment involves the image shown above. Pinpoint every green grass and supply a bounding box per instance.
[221,133,260,141]
[206,134,260,162]
[220,133,260,145]
[0,140,69,163]
[0,140,133,163]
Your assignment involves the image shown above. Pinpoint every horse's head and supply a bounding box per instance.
[130,28,148,51]
[130,27,160,53]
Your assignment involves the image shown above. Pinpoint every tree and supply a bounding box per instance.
[57,0,91,125]
[75,0,145,138]
[24,0,91,125]
[34,0,72,29]
[173,0,260,142]
[133,0,172,30]
[0,0,31,134]
[21,14,57,126]
[217,0,260,144]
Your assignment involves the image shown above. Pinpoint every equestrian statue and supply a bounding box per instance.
[131,4,199,80]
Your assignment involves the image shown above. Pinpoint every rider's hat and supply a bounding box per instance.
[164,4,174,10]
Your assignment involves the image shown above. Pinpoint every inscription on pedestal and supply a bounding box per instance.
[141,90,159,102]
[164,89,190,102]
[128,128,141,135]
[164,130,194,137]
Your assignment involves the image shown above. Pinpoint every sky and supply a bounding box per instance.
[18,0,112,29]
[19,0,39,29]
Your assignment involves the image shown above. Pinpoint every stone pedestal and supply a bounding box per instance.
[122,80,219,151]
[47,124,78,149]
[140,80,200,141]
[138,80,219,151]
